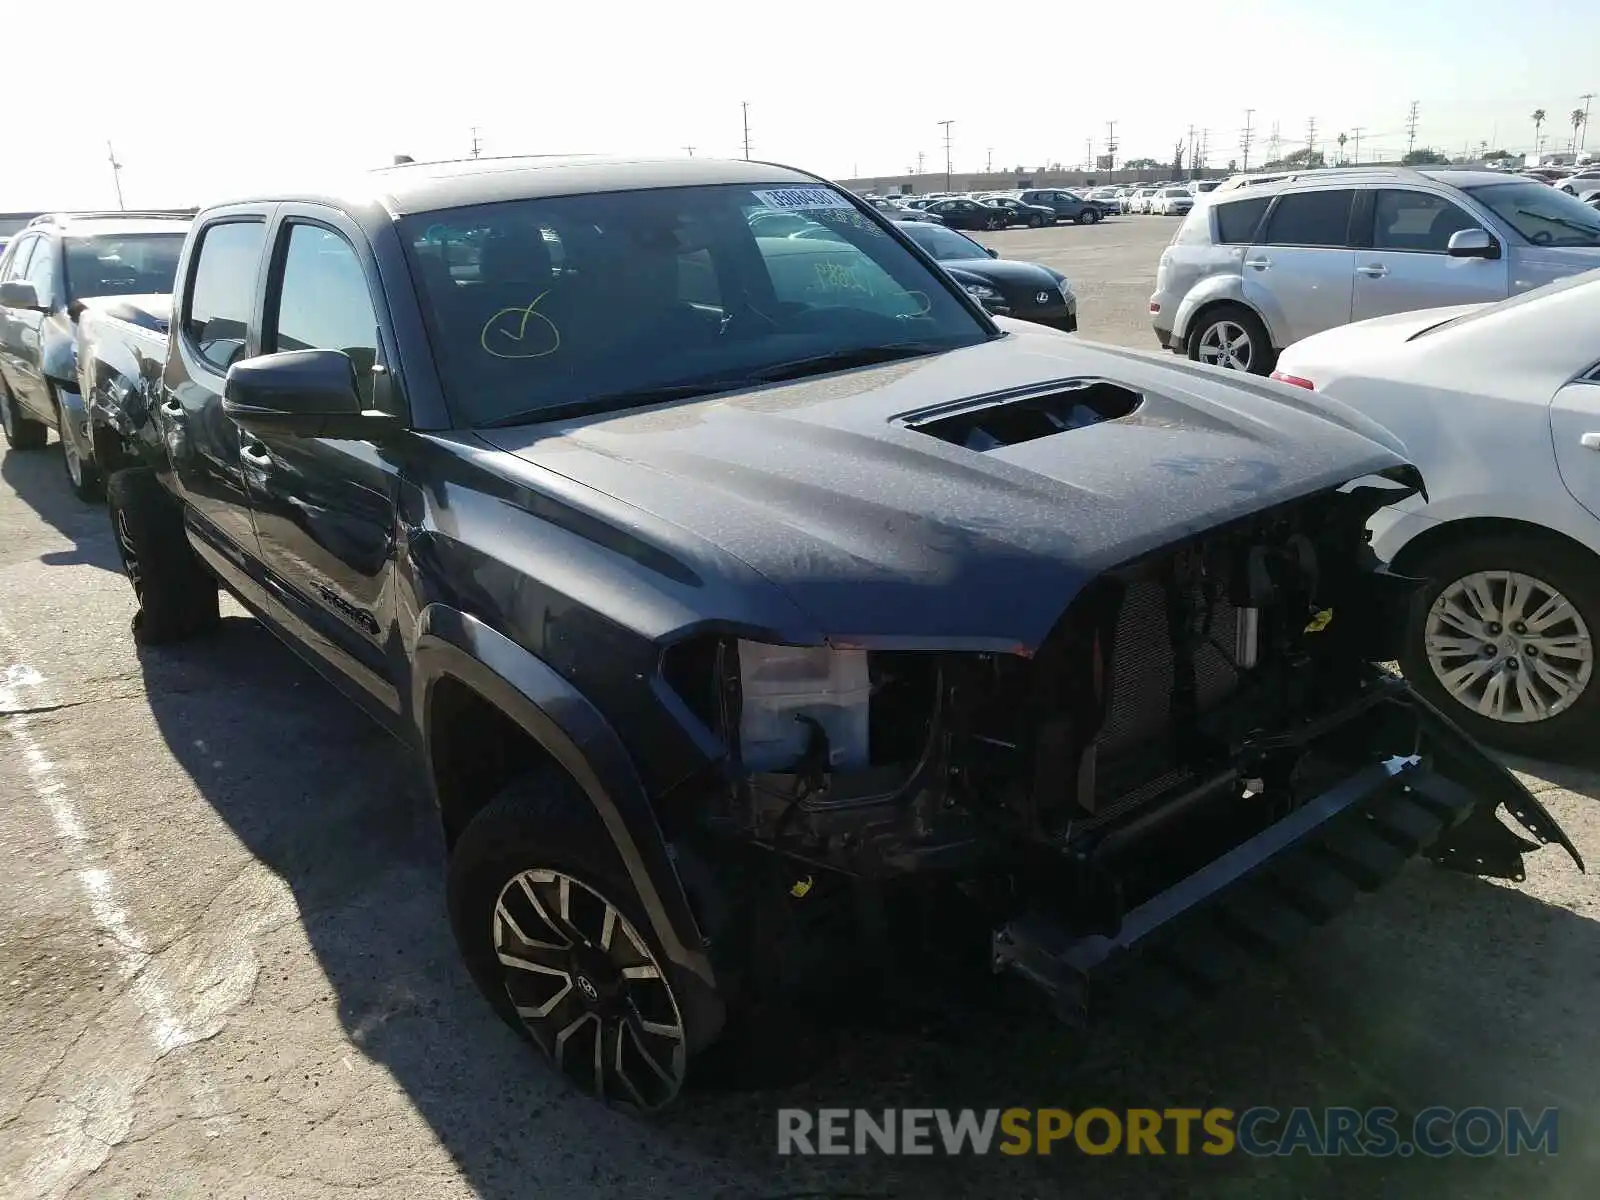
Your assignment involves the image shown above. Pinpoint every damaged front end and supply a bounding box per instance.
[661,467,1583,1022]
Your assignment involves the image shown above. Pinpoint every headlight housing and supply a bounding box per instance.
[963,282,1002,302]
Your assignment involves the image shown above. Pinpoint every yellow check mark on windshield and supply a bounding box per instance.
[480,291,561,359]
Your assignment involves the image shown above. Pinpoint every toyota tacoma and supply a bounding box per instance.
[86,155,1581,1112]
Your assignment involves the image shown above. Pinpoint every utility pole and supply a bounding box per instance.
[986,146,993,172]
[1086,137,1093,171]
[1405,101,1420,157]
[916,150,925,175]
[1199,127,1209,171]
[470,126,482,159]
[106,140,125,211]
[1350,126,1364,165]
[741,101,752,160]
[1106,120,1118,181]
[1582,93,1596,152]
[1186,125,1196,178]
[682,145,696,157]
[1306,116,1318,164]
[1241,108,1255,171]
[938,119,954,192]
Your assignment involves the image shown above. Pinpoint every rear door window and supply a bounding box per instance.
[184,220,266,373]
[1261,190,1356,247]
[2,234,37,282]
[1213,197,1270,244]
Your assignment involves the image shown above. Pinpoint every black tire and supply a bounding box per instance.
[1185,303,1275,375]
[106,467,219,644]
[1077,208,1100,225]
[0,377,48,450]
[985,215,1002,231]
[1028,214,1043,228]
[1399,533,1600,758]
[55,390,103,502]
[447,769,718,1111]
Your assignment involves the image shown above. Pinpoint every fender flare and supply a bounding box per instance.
[412,606,720,1011]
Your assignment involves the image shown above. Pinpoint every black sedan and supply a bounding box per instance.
[895,220,1077,331]
[921,197,1009,231]
[977,195,1058,227]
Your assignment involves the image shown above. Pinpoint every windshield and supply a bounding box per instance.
[63,232,185,301]
[401,184,989,427]
[898,222,988,262]
[1465,181,1600,247]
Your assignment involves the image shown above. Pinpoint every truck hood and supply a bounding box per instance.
[478,327,1414,648]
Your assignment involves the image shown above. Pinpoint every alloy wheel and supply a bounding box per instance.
[114,507,143,597]
[1196,320,1254,371]
[1424,569,1593,723]
[493,868,687,1110]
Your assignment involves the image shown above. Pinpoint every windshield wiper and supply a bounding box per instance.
[741,342,944,385]
[477,381,743,429]
[1515,209,1600,240]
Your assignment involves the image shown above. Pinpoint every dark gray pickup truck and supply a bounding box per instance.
[78,154,1580,1113]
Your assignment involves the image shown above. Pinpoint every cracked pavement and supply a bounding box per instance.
[1,219,1598,1198]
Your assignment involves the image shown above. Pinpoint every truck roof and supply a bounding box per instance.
[227,155,828,220]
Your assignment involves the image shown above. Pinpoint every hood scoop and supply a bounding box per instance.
[904,379,1141,452]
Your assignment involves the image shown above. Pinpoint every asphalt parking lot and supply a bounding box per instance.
[2,214,1597,1200]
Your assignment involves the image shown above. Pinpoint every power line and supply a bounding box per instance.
[1241,108,1255,171]
[938,119,955,191]
[741,101,752,160]
[106,141,124,211]
[1405,101,1420,156]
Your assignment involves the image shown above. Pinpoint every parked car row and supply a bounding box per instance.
[4,155,1575,1117]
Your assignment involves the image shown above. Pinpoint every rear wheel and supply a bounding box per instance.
[0,378,48,451]
[106,467,219,643]
[1028,213,1043,228]
[448,770,718,1111]
[1187,304,1274,375]
[1400,534,1600,757]
[1077,208,1099,225]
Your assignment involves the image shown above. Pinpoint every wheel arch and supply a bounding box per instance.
[412,604,717,997]
[1390,515,1600,579]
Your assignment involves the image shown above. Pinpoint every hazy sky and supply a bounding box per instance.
[3,0,1595,210]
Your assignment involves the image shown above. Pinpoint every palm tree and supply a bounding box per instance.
[1337,132,1348,164]
[1532,108,1546,156]
[1573,108,1588,153]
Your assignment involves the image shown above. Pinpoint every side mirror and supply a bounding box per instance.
[1446,228,1499,259]
[223,349,400,440]
[986,246,999,258]
[0,280,43,311]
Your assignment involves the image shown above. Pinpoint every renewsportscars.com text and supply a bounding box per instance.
[776,1106,1559,1158]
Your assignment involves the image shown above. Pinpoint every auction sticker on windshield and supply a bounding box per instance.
[752,188,854,210]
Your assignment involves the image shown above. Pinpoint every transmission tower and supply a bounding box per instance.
[1266,121,1282,164]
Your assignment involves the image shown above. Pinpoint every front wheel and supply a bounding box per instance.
[1400,534,1600,758]
[448,770,713,1111]
[1186,304,1273,375]
[55,390,102,502]
[984,215,1002,231]
[1028,214,1043,228]
[106,467,219,643]
[1078,208,1100,225]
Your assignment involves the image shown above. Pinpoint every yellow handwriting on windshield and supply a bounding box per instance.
[480,291,561,360]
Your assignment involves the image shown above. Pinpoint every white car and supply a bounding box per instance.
[1128,187,1159,213]
[1150,187,1195,216]
[1270,269,1600,755]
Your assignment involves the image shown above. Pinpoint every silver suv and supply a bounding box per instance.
[1149,167,1600,373]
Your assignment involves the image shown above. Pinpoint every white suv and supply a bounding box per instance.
[1148,166,1600,373]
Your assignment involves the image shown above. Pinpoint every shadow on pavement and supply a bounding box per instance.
[0,443,120,572]
[135,615,1597,1200]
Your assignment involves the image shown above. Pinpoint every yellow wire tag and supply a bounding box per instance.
[789,875,814,899]
[1304,609,1334,633]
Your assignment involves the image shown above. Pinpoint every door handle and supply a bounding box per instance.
[1244,257,1272,270]
[239,444,273,470]
[1356,263,1389,278]
[1581,433,1600,451]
